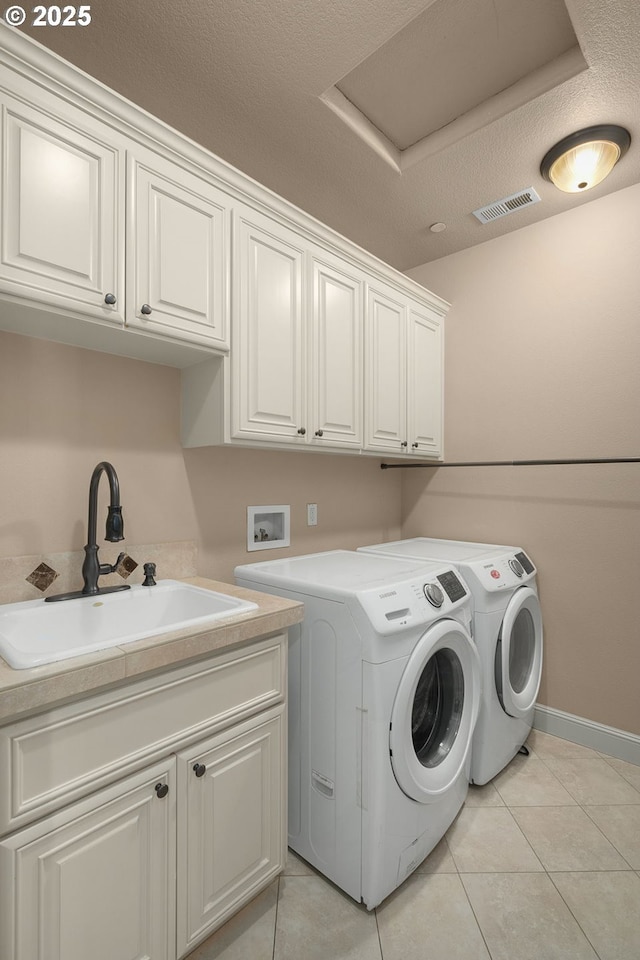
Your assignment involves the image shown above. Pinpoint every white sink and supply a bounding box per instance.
[0,580,259,669]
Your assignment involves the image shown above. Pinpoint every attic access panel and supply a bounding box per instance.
[324,0,586,171]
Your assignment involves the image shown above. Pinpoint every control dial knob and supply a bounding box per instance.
[423,582,444,607]
[509,558,524,578]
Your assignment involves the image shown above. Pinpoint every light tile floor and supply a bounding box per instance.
[190,731,640,960]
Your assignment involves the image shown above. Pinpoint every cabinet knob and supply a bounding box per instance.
[297,427,306,436]
[401,441,408,448]
[104,293,117,305]
[155,782,169,799]
[412,442,419,449]
[140,303,153,316]
[315,429,324,437]
[193,763,206,778]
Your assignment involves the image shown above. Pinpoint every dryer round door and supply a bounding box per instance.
[389,619,481,803]
[495,586,543,719]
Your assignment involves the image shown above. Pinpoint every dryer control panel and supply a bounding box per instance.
[470,551,536,592]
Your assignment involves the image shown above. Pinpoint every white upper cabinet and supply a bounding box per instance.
[128,147,229,349]
[0,28,447,439]
[229,205,364,450]
[364,283,408,452]
[0,84,124,325]
[231,205,306,442]
[407,301,443,458]
[0,61,231,363]
[364,281,444,458]
[310,249,363,448]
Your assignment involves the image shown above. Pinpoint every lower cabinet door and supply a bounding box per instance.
[0,759,176,960]
[176,707,285,957]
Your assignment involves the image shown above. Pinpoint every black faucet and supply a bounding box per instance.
[46,461,131,602]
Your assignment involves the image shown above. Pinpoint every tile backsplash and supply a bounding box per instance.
[0,541,198,605]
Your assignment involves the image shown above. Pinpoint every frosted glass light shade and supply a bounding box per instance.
[540,125,630,194]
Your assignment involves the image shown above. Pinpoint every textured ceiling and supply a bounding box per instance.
[336,0,579,151]
[13,0,640,271]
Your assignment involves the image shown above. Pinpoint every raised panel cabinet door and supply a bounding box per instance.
[231,206,305,442]
[364,283,408,452]
[176,708,284,957]
[128,148,230,347]
[0,88,123,322]
[310,253,363,447]
[0,759,176,960]
[407,304,444,458]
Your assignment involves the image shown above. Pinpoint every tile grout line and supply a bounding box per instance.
[271,875,280,960]
[579,805,638,871]
[457,872,495,960]
[546,870,606,960]
[373,900,384,960]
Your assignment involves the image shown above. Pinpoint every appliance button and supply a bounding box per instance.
[424,582,444,607]
[490,569,501,579]
[509,558,524,577]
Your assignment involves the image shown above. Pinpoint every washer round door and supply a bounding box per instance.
[495,586,543,719]
[389,619,481,802]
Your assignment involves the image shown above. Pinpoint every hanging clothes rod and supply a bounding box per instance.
[380,456,640,470]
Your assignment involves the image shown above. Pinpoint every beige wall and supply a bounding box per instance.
[407,182,640,736]
[0,330,401,586]
[2,183,639,737]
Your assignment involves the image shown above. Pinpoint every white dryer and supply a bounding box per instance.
[235,550,481,909]
[358,539,543,785]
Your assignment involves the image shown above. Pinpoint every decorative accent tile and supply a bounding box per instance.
[115,554,138,579]
[26,562,59,592]
[0,541,197,605]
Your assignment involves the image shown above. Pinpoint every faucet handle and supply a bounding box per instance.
[142,562,157,587]
[100,551,126,577]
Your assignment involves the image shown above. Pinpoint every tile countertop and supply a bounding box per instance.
[0,578,304,724]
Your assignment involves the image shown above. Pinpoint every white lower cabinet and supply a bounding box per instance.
[0,759,176,960]
[177,712,283,957]
[0,636,287,960]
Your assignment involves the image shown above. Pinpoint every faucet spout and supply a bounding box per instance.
[46,461,131,602]
[82,461,129,596]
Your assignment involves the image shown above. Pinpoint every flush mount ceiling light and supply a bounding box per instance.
[540,124,631,193]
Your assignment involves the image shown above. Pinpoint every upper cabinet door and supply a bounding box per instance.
[0,90,123,323]
[128,148,230,348]
[407,303,443,458]
[231,206,305,442]
[364,283,408,452]
[310,252,363,448]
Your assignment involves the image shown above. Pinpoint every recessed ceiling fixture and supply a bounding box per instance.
[429,222,446,233]
[540,124,631,193]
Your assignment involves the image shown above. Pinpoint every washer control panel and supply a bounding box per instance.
[423,582,444,607]
[357,568,470,635]
[437,569,468,602]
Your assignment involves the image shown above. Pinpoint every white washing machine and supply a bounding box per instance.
[235,550,481,909]
[358,539,543,786]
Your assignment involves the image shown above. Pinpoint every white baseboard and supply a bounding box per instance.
[534,704,640,765]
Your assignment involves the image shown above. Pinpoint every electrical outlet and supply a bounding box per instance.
[307,503,318,526]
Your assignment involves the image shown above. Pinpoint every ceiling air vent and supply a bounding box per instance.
[473,187,541,224]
